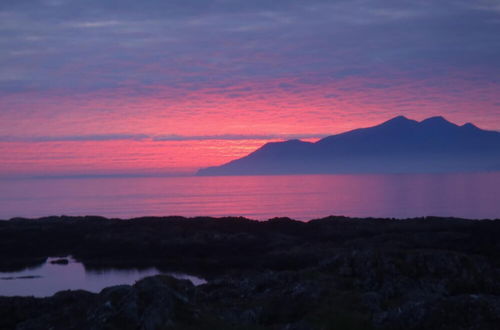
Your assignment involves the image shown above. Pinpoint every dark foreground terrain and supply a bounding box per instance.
[1,215,499,329]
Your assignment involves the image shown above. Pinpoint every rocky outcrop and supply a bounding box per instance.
[2,276,198,330]
[1,216,499,329]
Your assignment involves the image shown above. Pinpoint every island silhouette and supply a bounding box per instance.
[197,115,500,175]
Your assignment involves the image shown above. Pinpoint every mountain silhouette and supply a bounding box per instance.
[197,116,500,175]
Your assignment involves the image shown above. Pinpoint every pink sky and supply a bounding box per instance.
[1,1,499,177]
[1,71,499,177]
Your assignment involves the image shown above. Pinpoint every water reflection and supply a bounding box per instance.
[0,256,206,297]
[1,173,500,220]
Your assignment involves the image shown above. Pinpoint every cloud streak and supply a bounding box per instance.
[0,134,149,142]
[0,133,326,143]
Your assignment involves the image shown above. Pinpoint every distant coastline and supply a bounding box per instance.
[198,116,500,176]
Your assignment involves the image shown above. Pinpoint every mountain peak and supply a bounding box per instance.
[462,122,478,130]
[378,115,418,128]
[420,116,454,126]
[386,115,411,123]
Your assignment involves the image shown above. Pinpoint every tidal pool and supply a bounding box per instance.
[0,256,206,297]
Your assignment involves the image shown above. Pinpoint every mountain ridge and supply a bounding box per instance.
[197,116,500,175]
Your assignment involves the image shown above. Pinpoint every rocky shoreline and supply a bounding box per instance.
[1,216,499,329]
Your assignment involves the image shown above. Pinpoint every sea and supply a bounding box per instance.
[1,172,500,220]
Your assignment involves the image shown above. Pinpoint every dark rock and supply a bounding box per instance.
[7,276,199,330]
[374,294,500,330]
[50,258,69,265]
[0,216,499,329]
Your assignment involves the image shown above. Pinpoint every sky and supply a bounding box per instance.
[1,0,500,177]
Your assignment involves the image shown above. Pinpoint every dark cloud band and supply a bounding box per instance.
[0,133,326,143]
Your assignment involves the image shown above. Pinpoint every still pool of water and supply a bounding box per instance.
[1,173,500,220]
[0,257,206,297]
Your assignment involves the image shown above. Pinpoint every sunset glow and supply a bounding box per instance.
[1,0,499,177]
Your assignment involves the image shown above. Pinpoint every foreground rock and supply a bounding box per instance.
[0,276,197,330]
[0,216,499,329]
[50,258,69,265]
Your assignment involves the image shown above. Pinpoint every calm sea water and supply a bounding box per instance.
[0,256,206,297]
[1,173,500,220]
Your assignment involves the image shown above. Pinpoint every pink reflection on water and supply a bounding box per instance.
[0,257,206,297]
[0,173,499,220]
